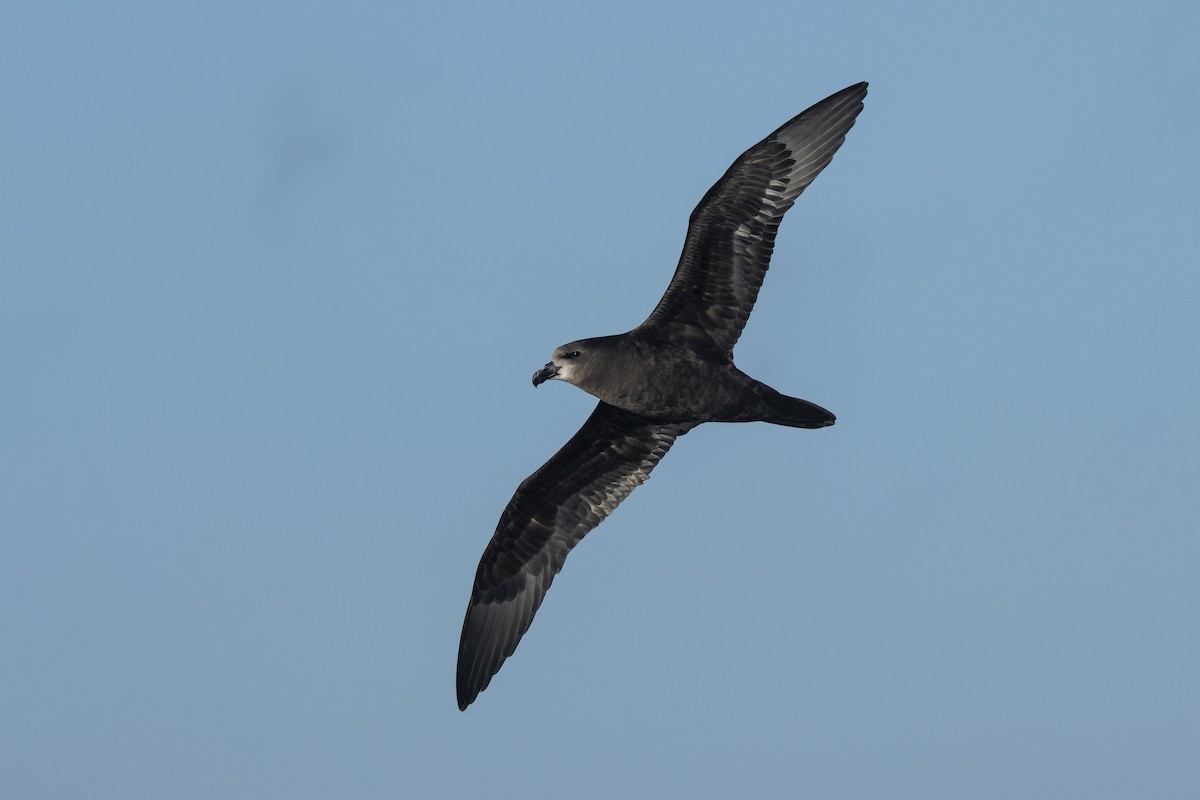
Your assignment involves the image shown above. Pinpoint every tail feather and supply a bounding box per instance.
[755,382,836,429]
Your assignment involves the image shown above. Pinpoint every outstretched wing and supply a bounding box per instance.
[639,82,867,358]
[457,402,694,710]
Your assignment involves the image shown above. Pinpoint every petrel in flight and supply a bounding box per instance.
[457,82,868,709]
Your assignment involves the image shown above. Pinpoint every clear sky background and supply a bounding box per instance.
[3,1,1198,798]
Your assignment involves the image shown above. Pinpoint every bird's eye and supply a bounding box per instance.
[566,351,581,359]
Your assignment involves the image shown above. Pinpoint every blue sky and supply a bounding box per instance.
[3,1,1198,797]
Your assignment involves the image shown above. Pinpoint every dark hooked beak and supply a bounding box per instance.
[532,362,559,387]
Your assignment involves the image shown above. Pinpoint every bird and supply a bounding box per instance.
[457,82,868,710]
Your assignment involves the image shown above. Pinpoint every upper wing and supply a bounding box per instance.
[457,402,695,710]
[639,82,867,358]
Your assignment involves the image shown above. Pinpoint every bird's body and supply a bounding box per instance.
[541,332,835,426]
[457,82,869,709]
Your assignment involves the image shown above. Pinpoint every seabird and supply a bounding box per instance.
[457,82,868,710]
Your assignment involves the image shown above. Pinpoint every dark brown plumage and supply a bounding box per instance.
[457,82,868,710]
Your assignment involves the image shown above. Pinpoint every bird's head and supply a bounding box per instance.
[532,340,593,388]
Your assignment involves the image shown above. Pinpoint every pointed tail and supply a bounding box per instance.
[755,383,836,429]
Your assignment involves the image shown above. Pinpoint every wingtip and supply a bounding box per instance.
[456,653,482,711]
[456,676,479,711]
[844,81,869,102]
[453,671,477,710]
[838,81,868,101]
